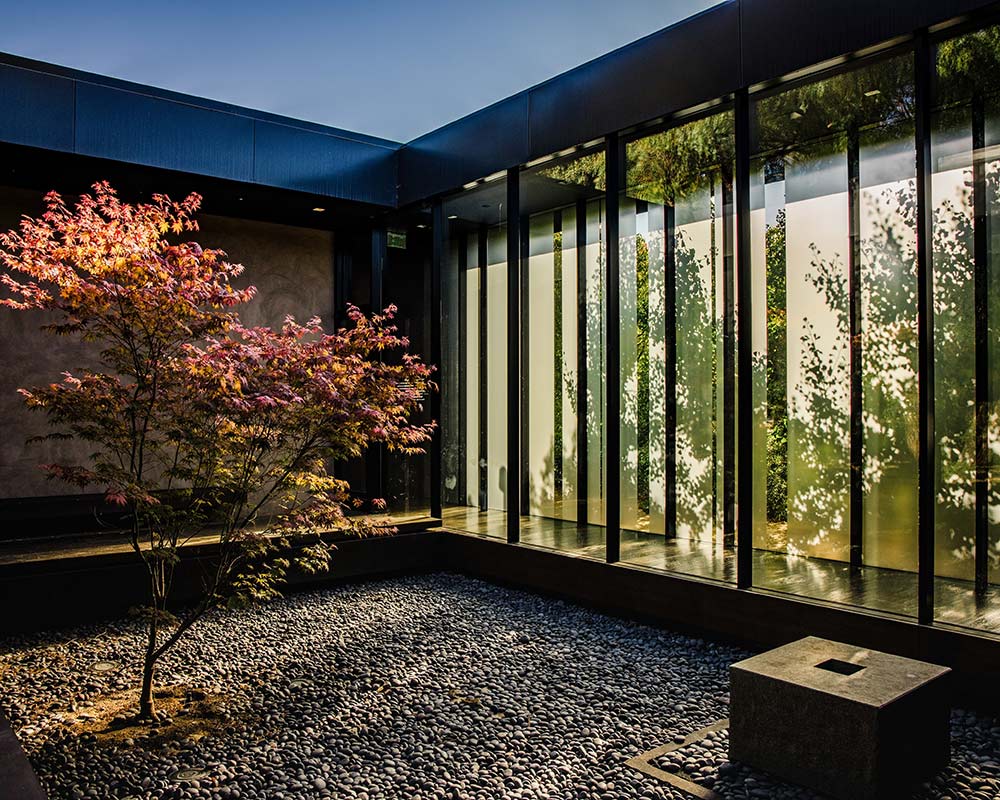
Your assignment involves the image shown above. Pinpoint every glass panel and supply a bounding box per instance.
[859,132,919,574]
[519,148,606,558]
[440,176,508,538]
[931,26,1000,631]
[526,212,573,521]
[486,225,508,512]
[586,198,608,528]
[751,53,919,615]
[619,111,737,582]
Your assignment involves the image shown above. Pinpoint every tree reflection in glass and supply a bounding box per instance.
[751,52,920,609]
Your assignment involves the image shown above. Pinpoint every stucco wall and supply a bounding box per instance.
[0,187,334,499]
[197,212,334,330]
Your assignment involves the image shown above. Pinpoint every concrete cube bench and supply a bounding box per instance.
[729,636,951,800]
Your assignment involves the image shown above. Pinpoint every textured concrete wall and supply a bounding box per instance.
[197,212,334,330]
[0,187,90,499]
[0,187,334,499]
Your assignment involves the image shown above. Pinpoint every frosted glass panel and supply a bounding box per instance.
[750,167,770,549]
[619,201,667,535]
[675,178,723,542]
[930,26,1000,630]
[519,147,605,541]
[527,214,556,518]
[859,131,918,573]
[525,212,578,521]
[784,144,850,561]
[586,199,607,526]
[486,225,508,511]
[561,214,579,513]
[620,110,736,581]
[934,130,977,582]
[440,177,509,535]
[619,196,640,531]
[751,52,920,616]
[646,206,667,536]
[931,47,1000,585]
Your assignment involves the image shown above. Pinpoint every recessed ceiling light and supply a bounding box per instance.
[416,223,427,229]
[312,207,326,212]
[448,214,458,219]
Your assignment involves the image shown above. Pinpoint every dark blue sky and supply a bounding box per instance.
[0,0,720,142]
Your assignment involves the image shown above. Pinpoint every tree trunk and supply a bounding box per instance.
[139,614,158,719]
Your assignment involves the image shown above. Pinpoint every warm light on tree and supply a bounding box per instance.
[0,182,435,720]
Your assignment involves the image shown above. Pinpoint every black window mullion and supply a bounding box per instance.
[430,206,444,519]
[606,133,622,563]
[455,227,468,509]
[848,128,864,569]
[507,171,522,543]
[665,201,678,540]
[722,174,736,550]
[973,91,991,596]
[554,210,564,500]
[735,87,754,590]
[915,29,936,625]
[576,199,590,529]
[519,211,530,518]
[479,225,489,512]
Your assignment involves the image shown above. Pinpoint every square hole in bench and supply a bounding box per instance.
[815,658,865,676]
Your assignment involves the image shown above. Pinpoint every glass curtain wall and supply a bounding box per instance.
[518,148,607,558]
[750,54,920,615]
[931,25,1000,631]
[440,176,509,537]
[436,26,1000,635]
[618,111,738,583]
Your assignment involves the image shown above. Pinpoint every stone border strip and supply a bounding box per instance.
[625,718,730,800]
[0,711,47,800]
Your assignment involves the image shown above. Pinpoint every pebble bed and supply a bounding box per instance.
[0,573,997,800]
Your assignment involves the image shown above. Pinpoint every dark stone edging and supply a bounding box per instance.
[0,712,46,800]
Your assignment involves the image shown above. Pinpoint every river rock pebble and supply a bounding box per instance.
[0,572,996,799]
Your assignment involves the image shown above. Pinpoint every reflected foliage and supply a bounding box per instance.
[938,27,1000,104]
[621,114,732,538]
[629,115,735,204]
[756,57,914,159]
[765,211,788,523]
[539,153,605,192]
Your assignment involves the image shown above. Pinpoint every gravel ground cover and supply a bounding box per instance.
[0,572,997,800]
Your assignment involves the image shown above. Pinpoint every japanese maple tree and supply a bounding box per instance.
[0,182,434,719]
